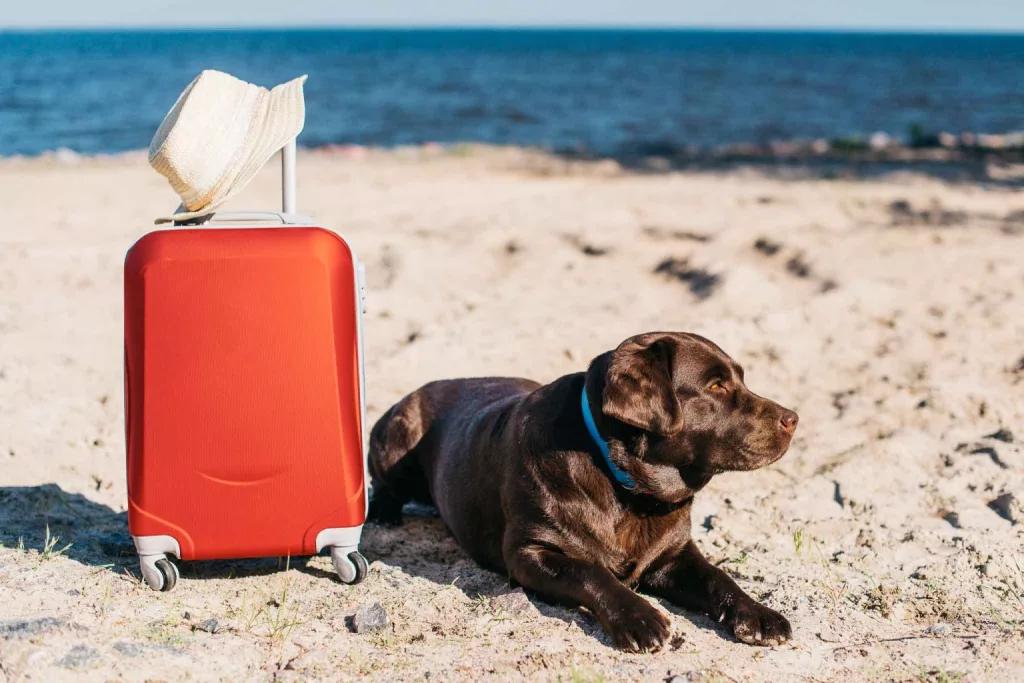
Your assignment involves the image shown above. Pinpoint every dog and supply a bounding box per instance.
[368,331,798,651]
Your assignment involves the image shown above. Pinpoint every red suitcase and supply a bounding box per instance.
[125,142,369,591]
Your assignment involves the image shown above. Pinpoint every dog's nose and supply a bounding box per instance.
[780,410,799,434]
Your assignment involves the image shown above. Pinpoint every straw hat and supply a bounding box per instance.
[149,70,307,224]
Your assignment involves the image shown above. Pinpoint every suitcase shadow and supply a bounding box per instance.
[0,484,478,588]
[0,484,349,585]
[0,484,135,571]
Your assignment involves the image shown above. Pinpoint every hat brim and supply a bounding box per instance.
[155,75,307,225]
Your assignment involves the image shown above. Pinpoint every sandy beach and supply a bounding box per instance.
[1,147,1022,682]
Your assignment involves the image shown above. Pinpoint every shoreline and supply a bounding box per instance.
[8,133,1024,161]
[7,139,1023,188]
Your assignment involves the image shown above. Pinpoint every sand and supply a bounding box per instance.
[0,146,1022,682]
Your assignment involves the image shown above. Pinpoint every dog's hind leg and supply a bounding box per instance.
[367,485,408,527]
[367,392,433,526]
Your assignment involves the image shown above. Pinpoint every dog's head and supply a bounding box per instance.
[587,332,797,483]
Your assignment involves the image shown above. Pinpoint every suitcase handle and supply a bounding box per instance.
[281,138,297,214]
[173,139,299,227]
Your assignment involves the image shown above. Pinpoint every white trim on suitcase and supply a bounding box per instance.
[133,534,181,558]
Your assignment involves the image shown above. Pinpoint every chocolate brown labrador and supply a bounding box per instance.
[368,332,798,651]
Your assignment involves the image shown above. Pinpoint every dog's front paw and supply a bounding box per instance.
[604,598,671,653]
[726,600,791,646]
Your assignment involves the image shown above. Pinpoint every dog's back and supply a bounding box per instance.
[368,377,540,567]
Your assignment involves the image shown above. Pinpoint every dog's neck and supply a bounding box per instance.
[608,435,712,506]
[580,383,638,490]
[578,373,711,510]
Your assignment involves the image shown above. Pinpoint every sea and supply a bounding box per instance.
[1,29,1022,157]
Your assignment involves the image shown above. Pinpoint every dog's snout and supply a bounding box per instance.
[779,410,799,434]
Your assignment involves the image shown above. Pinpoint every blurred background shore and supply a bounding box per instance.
[2,29,1024,174]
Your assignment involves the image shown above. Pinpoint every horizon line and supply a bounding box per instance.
[3,24,1024,35]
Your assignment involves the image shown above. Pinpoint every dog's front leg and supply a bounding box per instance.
[507,545,670,652]
[641,540,791,646]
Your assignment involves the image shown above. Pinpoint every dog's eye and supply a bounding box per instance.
[708,379,728,393]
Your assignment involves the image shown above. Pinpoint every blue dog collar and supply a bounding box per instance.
[581,385,637,490]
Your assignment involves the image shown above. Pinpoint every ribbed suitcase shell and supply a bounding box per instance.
[124,226,366,562]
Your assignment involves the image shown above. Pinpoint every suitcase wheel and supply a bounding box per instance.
[331,548,368,585]
[140,554,179,592]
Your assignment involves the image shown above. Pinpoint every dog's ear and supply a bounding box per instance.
[601,333,684,436]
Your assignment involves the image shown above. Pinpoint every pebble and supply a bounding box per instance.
[58,644,100,669]
[0,617,64,640]
[925,622,952,636]
[490,588,538,617]
[351,602,391,634]
[192,618,220,634]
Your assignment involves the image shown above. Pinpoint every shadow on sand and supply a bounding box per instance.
[1,484,738,648]
[0,484,342,584]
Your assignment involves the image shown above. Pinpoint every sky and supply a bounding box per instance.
[4,0,1024,31]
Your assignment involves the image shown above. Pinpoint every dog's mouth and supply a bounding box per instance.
[731,439,791,471]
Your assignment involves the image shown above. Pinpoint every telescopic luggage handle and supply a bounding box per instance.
[281,138,297,214]
[173,139,301,226]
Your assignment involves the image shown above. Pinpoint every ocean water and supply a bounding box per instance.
[1,29,1022,157]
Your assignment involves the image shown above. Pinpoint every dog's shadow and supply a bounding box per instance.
[655,600,740,645]
[361,504,740,648]
[360,504,614,642]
